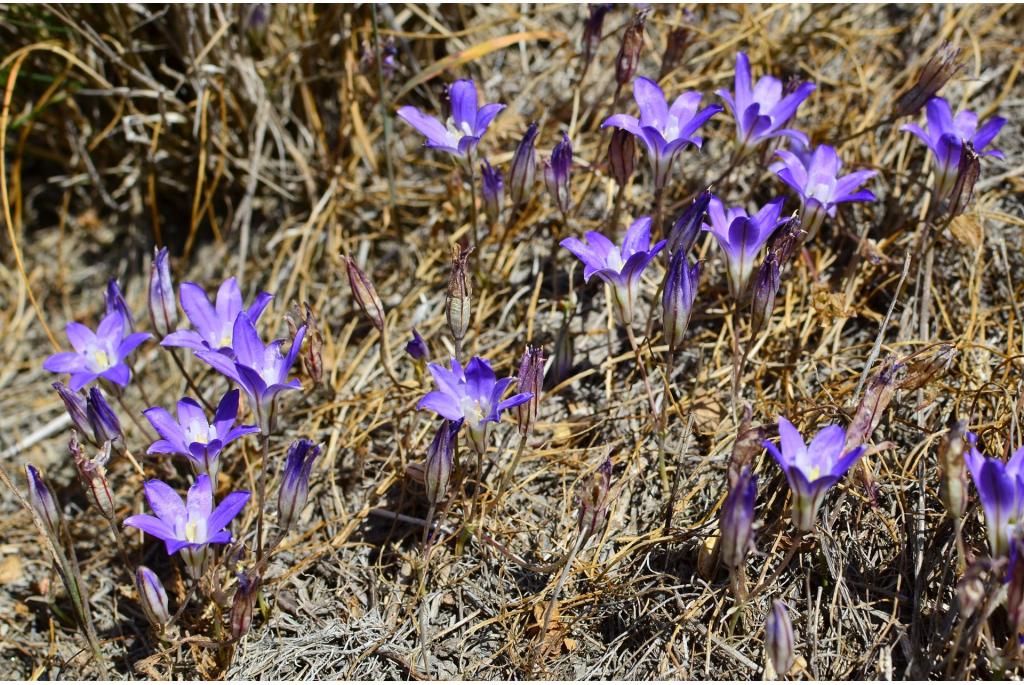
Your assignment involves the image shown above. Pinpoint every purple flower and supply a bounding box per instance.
[417,356,532,454]
[143,389,258,480]
[773,144,877,237]
[703,196,786,298]
[106,279,135,331]
[480,158,504,219]
[149,247,177,338]
[161,277,272,354]
[397,79,505,158]
[602,76,722,189]
[124,474,250,578]
[195,314,306,431]
[544,133,574,217]
[763,417,865,532]
[43,311,151,391]
[964,434,1024,557]
[717,52,815,155]
[662,250,700,352]
[405,328,429,360]
[560,216,666,325]
[86,387,122,445]
[901,96,1006,205]
[278,439,322,532]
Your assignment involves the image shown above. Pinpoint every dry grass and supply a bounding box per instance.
[0,3,1023,680]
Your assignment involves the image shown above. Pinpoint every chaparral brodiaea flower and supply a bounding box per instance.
[901,96,1006,206]
[703,196,786,298]
[143,389,258,481]
[161,277,272,353]
[397,79,505,159]
[717,51,816,156]
[603,76,722,189]
[964,434,1024,557]
[43,310,151,391]
[195,313,306,431]
[417,356,532,455]
[560,216,666,326]
[773,144,877,238]
[124,474,249,578]
[764,416,866,532]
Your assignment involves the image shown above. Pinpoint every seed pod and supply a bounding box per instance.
[508,123,539,210]
[544,133,573,218]
[445,244,473,345]
[578,458,613,536]
[136,566,171,631]
[938,419,969,520]
[750,252,780,339]
[667,190,711,256]
[895,44,961,118]
[768,213,805,267]
[277,439,322,532]
[658,26,689,80]
[424,419,459,504]
[71,435,115,522]
[728,406,764,487]
[343,255,385,332]
[86,388,122,445]
[514,346,545,435]
[581,4,613,78]
[896,344,955,392]
[765,600,795,676]
[947,141,980,219]
[662,251,700,352]
[230,572,260,641]
[148,247,177,337]
[1009,539,1024,634]
[25,465,62,543]
[719,467,756,571]
[615,10,647,89]
[287,302,324,387]
[480,158,504,221]
[607,128,636,187]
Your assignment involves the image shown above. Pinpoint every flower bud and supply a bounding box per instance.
[106,279,135,331]
[544,133,573,218]
[581,4,613,78]
[667,190,711,256]
[86,388,122,445]
[765,599,795,677]
[509,123,539,210]
[343,255,385,332]
[607,128,636,188]
[658,26,689,80]
[278,439,322,532]
[614,10,646,88]
[750,252,780,339]
[148,247,177,337]
[71,435,115,521]
[424,419,460,504]
[719,467,756,571]
[405,328,429,361]
[136,566,170,632]
[480,158,504,221]
[578,458,612,536]
[662,251,700,352]
[230,572,260,641]
[514,346,545,435]
[938,419,968,519]
[25,464,61,543]
[446,244,473,345]
[53,382,91,443]
[895,44,961,118]
[947,140,980,219]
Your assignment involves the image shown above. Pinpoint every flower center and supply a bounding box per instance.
[184,418,211,445]
[664,117,681,142]
[605,249,625,272]
[185,520,202,543]
[460,396,487,427]
[809,466,821,481]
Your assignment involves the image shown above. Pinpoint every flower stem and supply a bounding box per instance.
[467,151,481,253]
[624,325,658,418]
[256,431,271,564]
[531,525,590,674]
[168,347,215,412]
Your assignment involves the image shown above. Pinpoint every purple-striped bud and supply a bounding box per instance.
[106,279,135,332]
[53,382,91,443]
[544,133,573,217]
[765,599,795,677]
[515,346,545,435]
[343,255,386,332]
[608,128,636,187]
[136,566,170,631]
[578,458,613,536]
[230,572,259,640]
[750,252,781,338]
[667,190,711,256]
[278,439,321,532]
[446,245,473,345]
[148,247,177,337]
[614,10,646,88]
[509,123,539,209]
[424,419,459,504]
[405,328,428,360]
[719,467,756,570]
[70,435,115,521]
[25,464,61,543]
[480,158,504,221]
[581,4,612,77]
[662,251,701,352]
[86,388,122,445]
